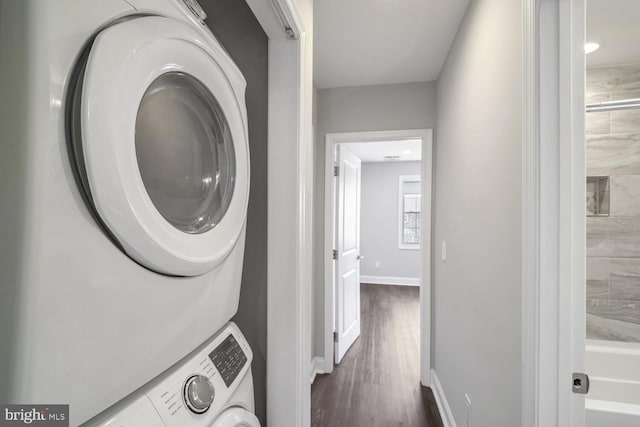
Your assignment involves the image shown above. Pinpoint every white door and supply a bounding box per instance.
[334,145,362,363]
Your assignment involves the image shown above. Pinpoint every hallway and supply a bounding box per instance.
[311,284,443,427]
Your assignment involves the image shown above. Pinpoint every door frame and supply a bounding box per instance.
[321,129,433,386]
[245,1,312,426]
[521,0,585,426]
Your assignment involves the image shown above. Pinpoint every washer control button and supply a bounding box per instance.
[183,374,215,414]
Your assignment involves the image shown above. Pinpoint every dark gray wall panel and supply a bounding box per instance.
[199,1,268,424]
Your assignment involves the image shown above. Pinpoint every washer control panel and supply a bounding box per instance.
[209,334,248,387]
[87,323,253,426]
[93,322,253,427]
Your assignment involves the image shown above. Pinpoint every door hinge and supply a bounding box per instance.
[332,250,338,260]
[333,332,338,342]
[334,166,339,177]
[572,373,590,394]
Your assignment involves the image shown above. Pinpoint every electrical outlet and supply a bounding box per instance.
[375,260,380,268]
[464,393,471,427]
[441,241,447,262]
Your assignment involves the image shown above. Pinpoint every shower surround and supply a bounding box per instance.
[587,63,640,342]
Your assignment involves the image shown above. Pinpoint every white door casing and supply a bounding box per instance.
[522,0,586,426]
[323,129,433,385]
[245,0,311,426]
[334,144,362,364]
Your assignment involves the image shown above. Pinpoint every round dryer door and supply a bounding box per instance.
[71,16,249,276]
[211,407,260,427]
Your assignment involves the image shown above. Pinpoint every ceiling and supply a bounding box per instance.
[344,139,422,163]
[586,0,640,67]
[314,0,470,89]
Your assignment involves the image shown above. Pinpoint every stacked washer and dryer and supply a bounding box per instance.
[0,0,259,425]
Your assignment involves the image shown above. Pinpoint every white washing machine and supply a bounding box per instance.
[83,322,260,427]
[0,0,255,425]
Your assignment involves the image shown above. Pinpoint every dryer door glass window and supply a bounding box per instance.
[135,72,236,234]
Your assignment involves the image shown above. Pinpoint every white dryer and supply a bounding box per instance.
[84,322,260,427]
[0,0,253,425]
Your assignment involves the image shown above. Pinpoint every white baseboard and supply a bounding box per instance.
[310,356,325,384]
[431,369,457,427]
[360,275,420,286]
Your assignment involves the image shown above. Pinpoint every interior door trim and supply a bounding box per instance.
[521,1,586,426]
[321,129,433,387]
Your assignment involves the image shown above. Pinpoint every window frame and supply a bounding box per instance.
[398,174,422,250]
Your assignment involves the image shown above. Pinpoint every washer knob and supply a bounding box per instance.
[183,374,215,414]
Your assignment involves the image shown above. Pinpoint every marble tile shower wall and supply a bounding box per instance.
[587,64,640,342]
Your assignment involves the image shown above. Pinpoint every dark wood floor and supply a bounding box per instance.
[311,284,444,427]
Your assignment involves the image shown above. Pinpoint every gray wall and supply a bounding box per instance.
[201,2,268,424]
[433,0,522,426]
[586,64,640,343]
[312,81,437,357]
[0,0,28,399]
[360,161,421,279]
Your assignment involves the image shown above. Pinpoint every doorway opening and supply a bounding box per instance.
[529,0,640,424]
[311,129,435,424]
[583,1,640,425]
